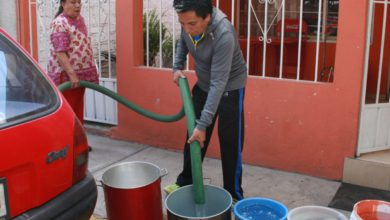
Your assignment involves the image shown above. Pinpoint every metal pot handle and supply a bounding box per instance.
[160,168,168,177]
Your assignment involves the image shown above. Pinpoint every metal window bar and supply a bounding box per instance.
[36,1,47,66]
[322,0,328,42]
[231,0,235,24]
[217,0,220,9]
[98,0,102,75]
[376,0,389,104]
[86,0,91,79]
[159,0,163,68]
[262,0,269,77]
[147,0,150,67]
[100,2,107,117]
[314,0,323,82]
[249,4,265,38]
[278,0,286,79]
[172,10,176,67]
[246,0,252,75]
[50,0,54,24]
[296,0,304,80]
[88,0,91,36]
[361,0,375,106]
[108,0,112,78]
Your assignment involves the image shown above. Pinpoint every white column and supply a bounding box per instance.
[0,52,6,122]
[0,1,17,39]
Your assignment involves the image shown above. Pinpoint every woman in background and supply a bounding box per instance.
[47,0,98,124]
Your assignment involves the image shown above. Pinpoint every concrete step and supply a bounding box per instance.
[84,121,113,137]
[343,149,390,191]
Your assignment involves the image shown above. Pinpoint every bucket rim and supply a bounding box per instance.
[287,205,347,220]
[101,161,162,189]
[233,197,288,220]
[353,199,390,207]
[353,199,390,217]
[164,184,232,219]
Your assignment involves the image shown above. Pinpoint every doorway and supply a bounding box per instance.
[358,0,390,155]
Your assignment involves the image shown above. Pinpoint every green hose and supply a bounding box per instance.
[59,79,205,204]
[178,78,205,204]
[58,80,184,122]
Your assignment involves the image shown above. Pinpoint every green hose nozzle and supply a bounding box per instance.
[59,79,205,204]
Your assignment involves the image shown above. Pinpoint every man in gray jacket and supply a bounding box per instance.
[166,0,247,201]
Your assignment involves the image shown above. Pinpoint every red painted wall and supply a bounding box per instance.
[113,0,367,180]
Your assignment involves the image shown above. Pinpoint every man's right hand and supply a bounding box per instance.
[173,70,186,85]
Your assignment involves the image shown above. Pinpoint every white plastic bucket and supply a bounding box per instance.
[288,206,348,220]
[350,200,390,220]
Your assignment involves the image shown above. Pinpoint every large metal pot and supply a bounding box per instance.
[165,184,232,220]
[102,161,167,220]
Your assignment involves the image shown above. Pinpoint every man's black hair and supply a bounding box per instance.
[173,0,213,19]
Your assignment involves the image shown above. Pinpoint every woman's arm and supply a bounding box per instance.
[56,52,79,88]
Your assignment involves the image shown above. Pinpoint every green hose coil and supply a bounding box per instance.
[59,78,205,204]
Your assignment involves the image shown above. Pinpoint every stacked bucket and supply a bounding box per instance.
[233,198,390,220]
[233,198,346,220]
[350,200,390,220]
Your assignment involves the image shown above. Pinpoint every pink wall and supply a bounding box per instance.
[113,0,367,180]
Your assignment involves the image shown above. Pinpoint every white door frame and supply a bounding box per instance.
[358,0,390,155]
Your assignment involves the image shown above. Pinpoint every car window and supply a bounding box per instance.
[0,34,59,128]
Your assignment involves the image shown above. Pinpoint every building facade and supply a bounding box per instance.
[14,0,390,184]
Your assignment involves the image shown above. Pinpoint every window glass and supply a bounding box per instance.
[303,0,339,37]
[238,0,339,39]
[0,34,58,128]
[236,0,337,81]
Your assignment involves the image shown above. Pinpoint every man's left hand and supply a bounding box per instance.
[187,128,206,148]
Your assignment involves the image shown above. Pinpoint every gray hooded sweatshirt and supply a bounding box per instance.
[173,7,247,131]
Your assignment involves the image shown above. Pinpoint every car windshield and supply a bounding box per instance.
[0,33,58,128]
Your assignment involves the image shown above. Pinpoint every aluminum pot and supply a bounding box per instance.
[165,184,232,220]
[102,161,167,220]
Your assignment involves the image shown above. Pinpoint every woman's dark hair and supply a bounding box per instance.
[173,0,212,19]
[55,0,66,18]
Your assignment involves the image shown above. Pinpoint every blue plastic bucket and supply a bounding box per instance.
[233,197,288,220]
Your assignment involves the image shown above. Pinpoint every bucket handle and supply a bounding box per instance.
[160,168,168,177]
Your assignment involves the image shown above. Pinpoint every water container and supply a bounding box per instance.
[102,161,167,220]
[233,197,288,220]
[288,206,347,220]
[165,184,232,220]
[350,200,390,220]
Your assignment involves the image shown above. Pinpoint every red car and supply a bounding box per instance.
[0,28,97,219]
